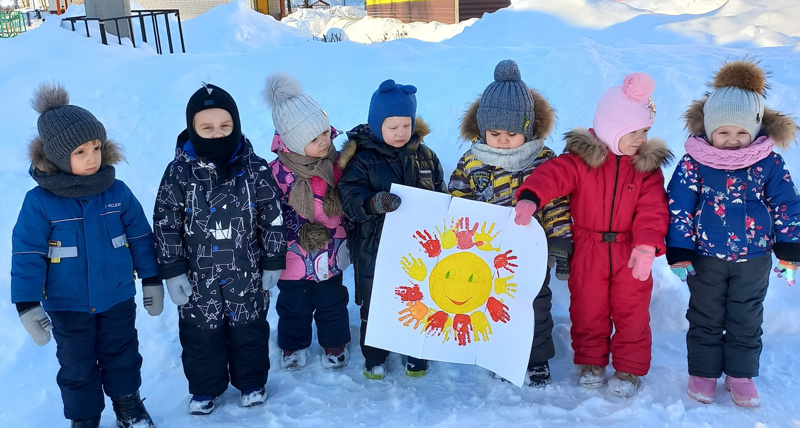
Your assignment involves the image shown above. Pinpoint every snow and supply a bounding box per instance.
[2,0,800,426]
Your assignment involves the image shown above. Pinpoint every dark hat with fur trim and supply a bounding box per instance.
[32,83,107,173]
[703,60,766,142]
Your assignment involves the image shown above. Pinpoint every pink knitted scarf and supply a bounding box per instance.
[684,135,773,170]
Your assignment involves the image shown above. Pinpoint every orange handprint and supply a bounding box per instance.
[486,297,510,323]
[398,301,429,329]
[453,313,473,346]
[414,229,441,258]
[394,283,424,302]
[494,250,518,275]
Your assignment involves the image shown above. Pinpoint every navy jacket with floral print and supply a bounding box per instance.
[667,137,800,264]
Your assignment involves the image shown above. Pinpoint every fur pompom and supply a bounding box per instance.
[621,72,655,102]
[263,72,303,109]
[712,60,767,95]
[31,83,69,114]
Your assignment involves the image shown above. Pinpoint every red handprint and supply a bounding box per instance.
[425,311,449,336]
[494,250,518,275]
[394,283,424,302]
[486,297,510,323]
[453,314,473,346]
[455,217,482,250]
[414,229,441,258]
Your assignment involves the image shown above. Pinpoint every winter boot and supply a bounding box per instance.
[687,375,717,404]
[71,416,101,428]
[608,371,642,398]
[364,358,387,380]
[240,386,267,408]
[280,348,308,371]
[188,395,218,416]
[579,364,605,388]
[321,346,349,370]
[525,361,552,387]
[724,376,760,408]
[111,390,154,428]
[405,359,428,377]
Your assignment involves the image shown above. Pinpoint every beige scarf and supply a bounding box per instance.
[277,145,343,253]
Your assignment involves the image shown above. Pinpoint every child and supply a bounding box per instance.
[152,83,286,415]
[263,72,352,370]
[11,83,161,428]
[666,60,800,408]
[514,72,671,397]
[448,59,572,387]
[338,79,447,379]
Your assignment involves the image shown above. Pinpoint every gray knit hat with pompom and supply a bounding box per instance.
[263,72,330,155]
[32,83,106,173]
[477,59,534,141]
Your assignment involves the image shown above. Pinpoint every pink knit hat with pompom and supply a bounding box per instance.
[592,72,657,155]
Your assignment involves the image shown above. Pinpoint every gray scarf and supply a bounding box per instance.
[30,165,116,198]
[470,138,544,172]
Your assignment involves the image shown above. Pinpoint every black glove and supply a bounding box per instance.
[370,191,401,214]
[548,247,570,281]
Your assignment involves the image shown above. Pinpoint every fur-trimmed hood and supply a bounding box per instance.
[683,60,797,150]
[564,127,672,173]
[338,117,430,169]
[28,137,125,174]
[459,88,555,142]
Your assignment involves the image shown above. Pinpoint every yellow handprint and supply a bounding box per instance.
[435,218,457,250]
[441,315,454,343]
[475,221,501,251]
[398,301,429,329]
[494,275,517,297]
[471,311,492,342]
[401,253,427,281]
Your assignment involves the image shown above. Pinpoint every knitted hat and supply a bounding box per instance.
[32,83,107,173]
[477,60,534,141]
[368,79,417,144]
[703,60,765,142]
[592,72,657,155]
[263,72,330,155]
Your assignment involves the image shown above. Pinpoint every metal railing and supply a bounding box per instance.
[62,9,185,54]
[0,10,26,38]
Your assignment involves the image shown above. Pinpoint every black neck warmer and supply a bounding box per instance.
[185,83,242,175]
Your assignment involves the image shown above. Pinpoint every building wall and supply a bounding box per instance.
[75,0,281,21]
[367,0,455,24]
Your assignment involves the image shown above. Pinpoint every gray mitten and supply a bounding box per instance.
[19,306,52,346]
[548,247,570,281]
[370,191,401,214]
[165,274,192,306]
[142,278,165,316]
[262,270,281,291]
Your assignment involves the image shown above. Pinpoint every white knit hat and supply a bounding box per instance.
[263,72,330,154]
[703,86,764,143]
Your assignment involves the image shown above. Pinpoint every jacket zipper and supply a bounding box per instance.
[608,156,621,278]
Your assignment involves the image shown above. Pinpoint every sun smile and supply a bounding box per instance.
[447,295,471,306]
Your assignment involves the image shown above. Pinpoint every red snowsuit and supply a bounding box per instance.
[516,128,670,376]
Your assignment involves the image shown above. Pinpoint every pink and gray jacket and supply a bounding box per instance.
[268,129,351,282]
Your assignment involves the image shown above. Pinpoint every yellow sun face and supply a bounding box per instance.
[429,252,492,313]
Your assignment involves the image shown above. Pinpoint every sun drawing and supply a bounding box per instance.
[394,217,517,346]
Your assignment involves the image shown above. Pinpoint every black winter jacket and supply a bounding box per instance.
[153,130,286,328]
[337,120,446,305]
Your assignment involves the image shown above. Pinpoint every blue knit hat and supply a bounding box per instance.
[368,79,417,144]
[477,60,534,141]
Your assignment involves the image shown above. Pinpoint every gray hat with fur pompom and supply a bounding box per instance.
[32,83,106,173]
